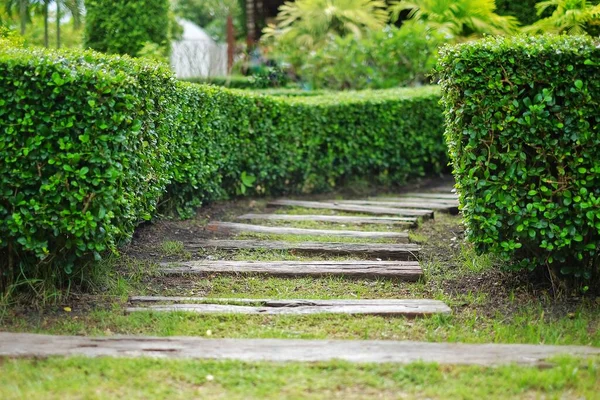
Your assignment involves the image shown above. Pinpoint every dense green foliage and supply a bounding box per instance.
[84,0,171,57]
[0,44,446,287]
[496,0,543,25]
[299,22,443,90]
[527,0,600,35]
[390,0,519,39]
[438,35,600,284]
[0,46,177,284]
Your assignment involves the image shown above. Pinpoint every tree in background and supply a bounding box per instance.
[263,0,389,48]
[85,0,172,57]
[390,0,519,40]
[4,0,33,34]
[4,0,83,47]
[526,0,600,34]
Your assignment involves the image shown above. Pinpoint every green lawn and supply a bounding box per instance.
[0,356,598,400]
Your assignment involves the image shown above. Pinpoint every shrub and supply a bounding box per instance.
[0,45,447,288]
[495,0,543,25]
[0,45,177,287]
[438,35,600,285]
[299,22,444,90]
[84,0,171,57]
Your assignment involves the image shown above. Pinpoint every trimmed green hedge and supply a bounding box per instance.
[85,0,171,57]
[182,76,256,89]
[438,35,600,283]
[0,47,177,278]
[0,45,446,285]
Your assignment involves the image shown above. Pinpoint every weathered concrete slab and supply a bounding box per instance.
[206,221,409,240]
[335,200,458,212]
[268,200,433,217]
[160,260,422,279]
[127,298,449,316]
[1,333,598,366]
[237,214,417,226]
[184,240,421,260]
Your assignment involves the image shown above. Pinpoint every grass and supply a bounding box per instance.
[160,240,190,258]
[4,299,599,345]
[0,356,598,399]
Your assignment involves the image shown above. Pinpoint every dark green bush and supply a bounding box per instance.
[84,0,171,57]
[438,35,600,284]
[166,84,446,216]
[0,44,446,288]
[495,0,543,25]
[0,46,177,286]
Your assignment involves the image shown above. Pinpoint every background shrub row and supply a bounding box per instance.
[0,45,446,282]
[438,35,600,282]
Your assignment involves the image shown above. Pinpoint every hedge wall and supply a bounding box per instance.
[84,0,171,57]
[182,76,256,89]
[438,35,600,283]
[0,45,446,285]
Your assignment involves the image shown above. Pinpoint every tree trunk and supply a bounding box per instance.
[56,0,61,48]
[245,0,255,48]
[227,13,235,73]
[44,0,49,47]
[19,0,27,35]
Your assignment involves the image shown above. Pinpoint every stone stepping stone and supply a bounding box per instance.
[396,193,458,200]
[206,221,409,241]
[335,200,458,211]
[127,297,450,316]
[3,332,599,366]
[160,260,422,279]
[237,213,417,226]
[268,200,433,218]
[183,240,421,260]
[368,196,458,205]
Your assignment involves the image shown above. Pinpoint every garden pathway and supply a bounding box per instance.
[133,184,456,317]
[5,183,598,365]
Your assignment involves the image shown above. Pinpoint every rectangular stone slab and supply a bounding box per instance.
[367,197,458,205]
[206,221,409,240]
[183,240,421,260]
[2,332,599,367]
[268,200,433,217]
[335,200,458,210]
[394,193,458,200]
[236,213,417,226]
[159,260,422,279]
[126,298,450,316]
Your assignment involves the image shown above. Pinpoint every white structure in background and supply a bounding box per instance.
[171,19,227,79]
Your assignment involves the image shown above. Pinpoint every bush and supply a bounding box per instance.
[438,35,600,285]
[296,22,444,90]
[495,0,542,25]
[0,46,177,287]
[0,44,447,288]
[84,0,171,57]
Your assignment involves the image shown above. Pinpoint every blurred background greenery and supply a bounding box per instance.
[2,0,599,90]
